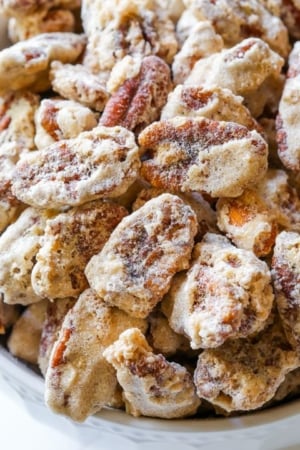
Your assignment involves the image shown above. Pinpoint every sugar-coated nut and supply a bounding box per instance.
[100,56,171,134]
[194,318,299,412]
[45,289,147,422]
[0,32,86,93]
[139,116,268,198]
[103,328,201,418]
[31,200,128,299]
[12,125,141,209]
[50,62,109,112]
[34,98,98,149]
[85,194,198,318]
[162,233,274,349]
[7,300,48,365]
[0,207,45,305]
[272,231,300,354]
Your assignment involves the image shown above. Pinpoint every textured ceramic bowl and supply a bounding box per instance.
[1,15,300,450]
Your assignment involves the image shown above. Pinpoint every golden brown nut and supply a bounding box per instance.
[103,328,201,418]
[8,9,76,42]
[38,297,75,376]
[100,55,171,134]
[7,300,48,364]
[172,21,223,85]
[31,200,128,299]
[12,125,140,209]
[139,117,268,198]
[162,233,274,349]
[34,97,97,149]
[184,0,289,58]
[194,318,299,412]
[50,61,108,112]
[0,207,45,305]
[272,231,300,354]
[0,32,86,93]
[186,38,284,99]
[85,194,198,318]
[161,85,262,134]
[45,289,147,422]
[276,42,300,171]
[216,189,278,257]
[0,298,20,334]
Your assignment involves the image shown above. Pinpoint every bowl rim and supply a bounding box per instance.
[1,345,300,435]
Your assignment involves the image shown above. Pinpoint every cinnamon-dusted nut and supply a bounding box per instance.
[85,194,198,319]
[45,289,147,422]
[186,38,284,99]
[38,297,75,376]
[272,231,300,354]
[50,62,109,112]
[7,300,48,365]
[103,328,201,418]
[34,98,98,149]
[183,0,289,58]
[12,125,140,209]
[31,200,128,299]
[194,318,299,412]
[139,117,268,198]
[0,32,86,93]
[161,85,262,134]
[216,189,278,257]
[0,207,46,305]
[8,9,76,43]
[162,233,274,349]
[100,56,171,134]
[172,21,224,85]
[276,42,300,171]
[0,298,20,335]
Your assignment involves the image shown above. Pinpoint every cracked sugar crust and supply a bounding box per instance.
[85,193,198,319]
[100,55,171,134]
[0,32,86,93]
[272,231,300,354]
[34,97,98,150]
[12,125,141,209]
[81,0,178,75]
[139,116,268,198]
[50,62,109,112]
[186,38,284,98]
[45,289,147,422]
[276,42,300,172]
[8,8,76,43]
[183,0,289,58]
[7,300,48,365]
[194,318,300,412]
[162,233,274,349]
[161,85,262,135]
[172,21,224,85]
[103,328,201,418]
[0,207,46,305]
[216,189,278,257]
[38,297,76,376]
[31,201,128,299]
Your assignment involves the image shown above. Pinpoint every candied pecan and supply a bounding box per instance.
[272,231,300,354]
[103,328,201,418]
[162,233,274,349]
[45,289,147,422]
[139,117,268,198]
[12,125,140,209]
[85,194,198,318]
[100,56,171,134]
[194,318,299,412]
[31,200,128,299]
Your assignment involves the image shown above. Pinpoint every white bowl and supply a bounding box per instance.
[1,15,300,450]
